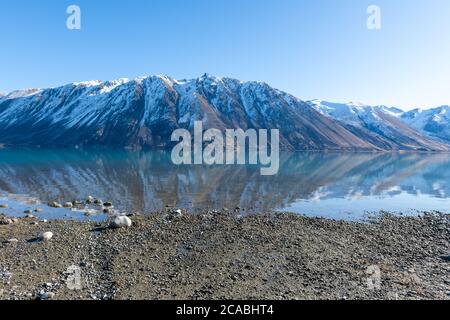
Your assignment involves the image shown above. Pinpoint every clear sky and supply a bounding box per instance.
[1,0,449,110]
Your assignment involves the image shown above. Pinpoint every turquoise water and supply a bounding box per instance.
[0,149,449,221]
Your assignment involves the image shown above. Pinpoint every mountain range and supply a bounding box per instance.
[0,74,449,151]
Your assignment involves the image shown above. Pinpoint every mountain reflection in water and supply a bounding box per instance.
[0,149,449,220]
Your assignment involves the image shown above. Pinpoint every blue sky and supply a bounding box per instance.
[1,0,449,109]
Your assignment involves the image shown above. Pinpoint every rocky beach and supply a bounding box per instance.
[0,206,449,300]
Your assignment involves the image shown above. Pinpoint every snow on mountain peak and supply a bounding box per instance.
[73,80,103,88]
[5,88,42,99]
[99,78,130,94]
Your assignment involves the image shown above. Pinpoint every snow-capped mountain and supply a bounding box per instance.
[0,75,448,151]
[401,106,450,143]
[309,100,448,151]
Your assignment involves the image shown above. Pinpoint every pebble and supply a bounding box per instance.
[86,196,94,204]
[35,208,43,213]
[24,210,33,214]
[63,202,73,208]
[40,292,55,300]
[0,204,8,208]
[48,201,62,208]
[7,238,19,243]
[94,199,103,205]
[103,202,113,207]
[110,216,132,229]
[39,232,54,242]
[0,218,14,225]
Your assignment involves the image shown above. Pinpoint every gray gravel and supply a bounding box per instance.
[0,210,449,300]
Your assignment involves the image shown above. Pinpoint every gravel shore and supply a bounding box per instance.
[0,210,449,300]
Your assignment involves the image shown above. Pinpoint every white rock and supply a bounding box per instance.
[39,231,54,242]
[7,238,18,243]
[110,216,132,229]
[63,202,73,208]
[48,201,62,208]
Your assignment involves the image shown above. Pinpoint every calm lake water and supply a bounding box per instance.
[0,149,449,221]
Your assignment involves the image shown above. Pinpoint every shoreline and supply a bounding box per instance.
[0,210,449,300]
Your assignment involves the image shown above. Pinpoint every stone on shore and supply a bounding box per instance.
[39,292,55,300]
[63,202,73,208]
[0,218,14,225]
[39,231,54,242]
[110,216,132,229]
[48,201,62,208]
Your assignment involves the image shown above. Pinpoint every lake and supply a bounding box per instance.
[0,149,449,221]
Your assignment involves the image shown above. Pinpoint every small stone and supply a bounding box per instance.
[24,209,33,214]
[86,196,94,204]
[40,292,55,300]
[0,204,8,208]
[94,199,103,205]
[0,218,13,225]
[30,221,39,226]
[170,209,183,217]
[7,238,18,243]
[39,231,54,242]
[35,208,43,213]
[48,201,62,208]
[84,209,96,216]
[63,202,73,208]
[103,201,113,207]
[26,214,34,218]
[110,216,132,229]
